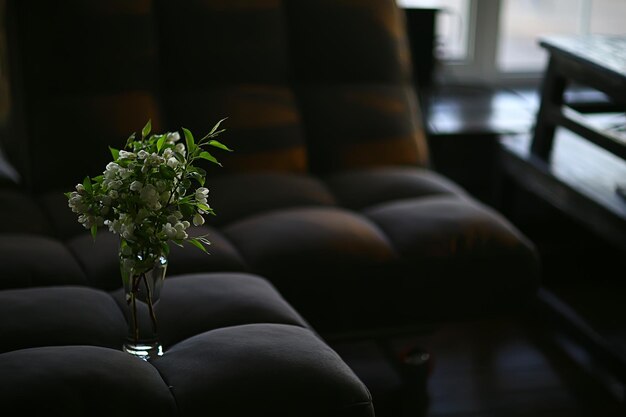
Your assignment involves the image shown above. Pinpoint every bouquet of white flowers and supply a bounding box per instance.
[66,119,230,359]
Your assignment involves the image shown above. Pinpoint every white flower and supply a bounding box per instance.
[174,143,185,155]
[68,193,87,213]
[195,187,209,204]
[75,184,86,194]
[167,157,179,169]
[108,180,123,190]
[193,213,205,226]
[162,222,188,240]
[137,150,148,160]
[104,162,120,180]
[118,150,136,160]
[166,132,181,143]
[130,181,143,192]
[167,211,183,224]
[119,168,133,180]
[108,190,119,199]
[146,153,163,167]
[163,148,174,159]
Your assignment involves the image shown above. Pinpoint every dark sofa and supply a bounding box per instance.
[0,0,541,415]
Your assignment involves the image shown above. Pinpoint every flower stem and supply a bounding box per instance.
[130,290,138,344]
[142,272,158,335]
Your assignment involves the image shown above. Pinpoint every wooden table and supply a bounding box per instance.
[502,35,626,250]
[499,34,626,391]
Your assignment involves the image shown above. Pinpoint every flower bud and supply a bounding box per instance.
[193,213,205,226]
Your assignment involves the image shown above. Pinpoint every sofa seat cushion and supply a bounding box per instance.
[223,207,397,277]
[153,324,374,417]
[112,273,309,348]
[206,172,337,226]
[324,167,468,210]
[0,287,126,354]
[0,235,86,290]
[0,346,177,417]
[0,273,373,416]
[364,195,541,320]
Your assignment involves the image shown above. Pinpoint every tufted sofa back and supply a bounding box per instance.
[8,0,428,191]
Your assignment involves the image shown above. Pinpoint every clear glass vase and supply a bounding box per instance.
[120,251,168,361]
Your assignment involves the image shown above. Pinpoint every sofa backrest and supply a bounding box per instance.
[7,0,429,191]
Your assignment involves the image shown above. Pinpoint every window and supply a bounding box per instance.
[397,0,626,84]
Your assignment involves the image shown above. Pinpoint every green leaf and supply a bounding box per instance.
[208,117,227,135]
[190,166,206,177]
[125,133,136,149]
[196,203,210,211]
[157,135,167,153]
[199,151,222,166]
[188,238,208,253]
[190,171,205,186]
[142,119,152,139]
[90,224,97,241]
[160,241,170,257]
[183,127,196,154]
[83,176,92,192]
[109,146,120,160]
[159,165,176,179]
[208,140,233,152]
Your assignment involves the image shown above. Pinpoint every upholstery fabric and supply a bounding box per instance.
[0,274,374,416]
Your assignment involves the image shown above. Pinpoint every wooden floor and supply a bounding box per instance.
[409,317,625,417]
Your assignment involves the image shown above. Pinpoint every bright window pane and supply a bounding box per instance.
[497,0,584,72]
[589,0,626,35]
[397,0,471,60]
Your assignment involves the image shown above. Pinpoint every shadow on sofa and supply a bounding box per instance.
[0,0,541,416]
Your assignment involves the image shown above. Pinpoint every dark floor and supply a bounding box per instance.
[416,317,624,417]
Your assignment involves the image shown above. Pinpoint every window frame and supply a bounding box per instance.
[438,0,544,87]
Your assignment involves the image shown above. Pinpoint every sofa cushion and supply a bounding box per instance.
[0,235,86,290]
[207,172,336,226]
[0,273,373,416]
[0,287,126,354]
[113,273,310,348]
[152,324,374,417]
[324,167,468,210]
[0,346,177,417]
[364,196,541,319]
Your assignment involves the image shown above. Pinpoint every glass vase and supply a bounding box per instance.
[120,251,168,361]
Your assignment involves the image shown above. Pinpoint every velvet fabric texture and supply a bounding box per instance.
[0,274,374,416]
